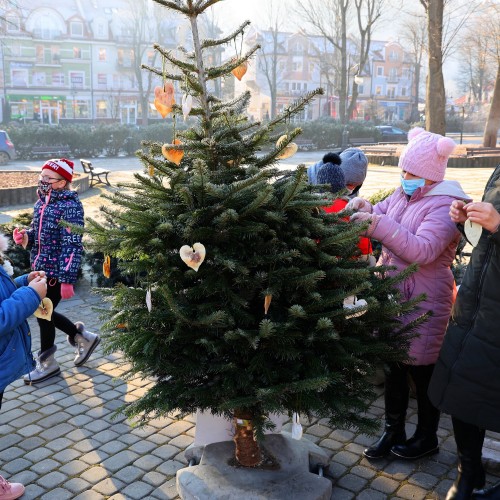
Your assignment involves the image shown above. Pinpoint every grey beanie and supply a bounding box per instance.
[317,162,346,194]
[340,148,368,186]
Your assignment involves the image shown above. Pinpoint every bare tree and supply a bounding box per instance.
[480,1,500,147]
[399,16,427,123]
[256,1,286,120]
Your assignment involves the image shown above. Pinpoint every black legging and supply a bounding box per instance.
[38,279,78,353]
[0,391,3,411]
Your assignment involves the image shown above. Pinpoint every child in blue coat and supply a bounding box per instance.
[0,232,47,500]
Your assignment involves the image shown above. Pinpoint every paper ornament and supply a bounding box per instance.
[179,242,206,272]
[154,98,172,118]
[276,135,298,160]
[343,295,368,319]
[291,412,303,440]
[264,294,272,315]
[464,218,482,247]
[182,94,193,120]
[103,255,111,278]
[162,139,184,165]
[146,288,152,312]
[231,61,248,81]
[148,164,155,176]
[34,298,53,321]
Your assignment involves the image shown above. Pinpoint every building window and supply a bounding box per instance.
[36,45,44,62]
[377,66,384,76]
[52,72,64,86]
[387,87,395,98]
[70,21,83,37]
[97,73,107,88]
[389,50,399,61]
[11,69,28,87]
[69,71,84,88]
[73,47,82,59]
[99,48,106,61]
[96,100,107,118]
[32,72,46,86]
[375,85,382,95]
[401,87,407,96]
[51,47,60,63]
[6,15,21,32]
[358,84,364,94]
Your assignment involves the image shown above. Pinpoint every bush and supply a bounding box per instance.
[0,212,34,276]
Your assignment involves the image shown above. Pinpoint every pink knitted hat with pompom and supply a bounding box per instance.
[398,127,456,182]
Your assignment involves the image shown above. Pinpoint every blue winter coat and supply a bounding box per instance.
[0,267,39,392]
[26,189,84,284]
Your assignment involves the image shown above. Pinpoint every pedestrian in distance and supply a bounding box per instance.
[0,231,47,500]
[12,158,100,384]
[348,127,471,460]
[428,164,500,500]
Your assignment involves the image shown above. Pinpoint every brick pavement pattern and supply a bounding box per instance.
[1,160,499,499]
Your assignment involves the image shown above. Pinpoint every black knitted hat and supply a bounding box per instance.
[317,162,346,194]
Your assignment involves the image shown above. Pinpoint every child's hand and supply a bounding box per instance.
[29,275,47,299]
[346,197,372,213]
[60,283,74,300]
[13,228,27,247]
[28,270,46,283]
[450,200,468,224]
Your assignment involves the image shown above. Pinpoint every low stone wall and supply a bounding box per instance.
[0,172,90,207]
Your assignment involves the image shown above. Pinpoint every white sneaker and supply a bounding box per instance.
[73,322,100,366]
[23,346,60,385]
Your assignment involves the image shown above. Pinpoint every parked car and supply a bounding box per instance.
[375,126,408,143]
[0,130,16,164]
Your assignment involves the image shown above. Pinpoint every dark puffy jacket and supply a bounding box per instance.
[26,189,84,284]
[429,165,500,432]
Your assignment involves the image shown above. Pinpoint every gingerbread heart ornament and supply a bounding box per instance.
[179,243,206,272]
[154,82,176,118]
[34,298,54,321]
[231,61,248,81]
[276,135,298,160]
[162,139,184,165]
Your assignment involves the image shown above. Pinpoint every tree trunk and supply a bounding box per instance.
[233,409,261,467]
[425,0,446,135]
[483,64,500,148]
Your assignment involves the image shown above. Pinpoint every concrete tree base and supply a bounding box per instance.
[177,432,331,500]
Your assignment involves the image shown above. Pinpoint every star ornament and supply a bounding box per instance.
[179,243,206,272]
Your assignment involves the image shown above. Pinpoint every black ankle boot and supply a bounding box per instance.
[363,427,406,459]
[391,432,439,459]
[446,466,486,500]
[472,482,500,499]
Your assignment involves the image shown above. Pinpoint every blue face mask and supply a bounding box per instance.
[401,176,425,196]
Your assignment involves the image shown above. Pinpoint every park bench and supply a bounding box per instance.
[361,146,398,156]
[31,145,71,159]
[348,137,376,147]
[80,159,111,187]
[294,138,316,151]
[465,147,500,157]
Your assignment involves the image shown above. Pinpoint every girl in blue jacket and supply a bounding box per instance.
[0,231,46,500]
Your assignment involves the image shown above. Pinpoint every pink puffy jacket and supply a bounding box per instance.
[370,180,471,365]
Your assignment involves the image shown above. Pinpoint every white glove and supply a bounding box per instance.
[346,197,373,213]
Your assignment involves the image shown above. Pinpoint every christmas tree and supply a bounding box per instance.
[88,0,424,467]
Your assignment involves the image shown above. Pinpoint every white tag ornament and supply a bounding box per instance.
[291,412,303,440]
[343,295,368,319]
[179,243,206,272]
[464,219,482,247]
[146,288,152,312]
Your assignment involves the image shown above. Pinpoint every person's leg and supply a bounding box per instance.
[363,362,409,459]
[446,416,486,500]
[0,391,25,500]
[391,363,440,459]
[24,280,62,384]
[47,280,100,367]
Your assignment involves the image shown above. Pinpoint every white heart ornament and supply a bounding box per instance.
[34,298,54,321]
[464,219,482,247]
[291,412,303,440]
[146,288,152,312]
[343,296,368,319]
[179,243,206,272]
[182,94,193,121]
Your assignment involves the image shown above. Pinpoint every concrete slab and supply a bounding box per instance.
[177,432,331,500]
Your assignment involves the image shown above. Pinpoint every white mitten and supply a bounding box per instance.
[346,197,373,213]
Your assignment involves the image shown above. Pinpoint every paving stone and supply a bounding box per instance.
[18,436,45,451]
[120,481,155,499]
[396,482,428,499]
[134,454,164,471]
[59,460,89,476]
[39,423,74,440]
[168,434,193,450]
[17,424,44,436]
[159,421,193,438]
[30,458,60,475]
[52,448,82,463]
[45,437,74,452]
[80,450,108,465]
[328,486,355,499]
[113,465,144,483]
[24,446,52,462]
[40,487,73,499]
[355,489,389,500]
[408,471,440,489]
[156,460,185,477]
[142,471,168,487]
[93,477,125,496]
[101,450,140,472]
[97,439,128,454]
[72,491,106,500]
[3,458,32,474]
[80,465,109,484]
[152,444,180,461]
[331,450,360,467]
[1,446,24,461]
[22,483,46,500]
[150,477,178,500]
[370,475,400,494]
[336,473,368,493]
[0,433,22,451]
[37,471,66,489]
[129,439,157,454]
[351,465,377,479]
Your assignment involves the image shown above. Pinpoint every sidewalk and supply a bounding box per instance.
[1,162,499,499]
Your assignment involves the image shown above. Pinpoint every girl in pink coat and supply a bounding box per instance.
[348,128,471,461]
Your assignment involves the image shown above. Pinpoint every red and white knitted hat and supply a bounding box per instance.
[42,158,74,182]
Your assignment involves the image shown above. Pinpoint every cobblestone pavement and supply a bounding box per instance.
[1,159,499,499]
